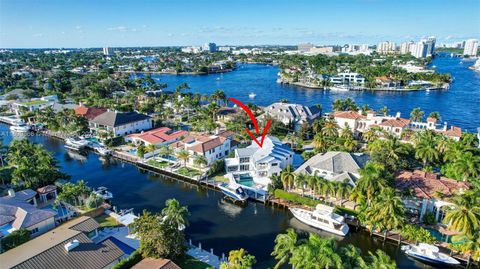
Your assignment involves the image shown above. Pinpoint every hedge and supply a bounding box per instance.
[112,250,142,269]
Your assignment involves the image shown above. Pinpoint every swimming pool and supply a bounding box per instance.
[427,228,451,243]
[237,174,255,187]
[43,204,70,218]
[100,236,136,255]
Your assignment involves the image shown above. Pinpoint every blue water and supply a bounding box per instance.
[43,204,69,217]
[146,53,480,132]
[100,236,135,255]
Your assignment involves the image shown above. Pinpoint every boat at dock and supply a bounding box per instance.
[93,186,113,200]
[9,122,31,132]
[329,85,350,92]
[64,136,90,150]
[401,243,460,266]
[289,204,350,236]
[248,92,256,99]
[218,182,248,202]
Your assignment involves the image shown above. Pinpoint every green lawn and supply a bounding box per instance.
[94,214,120,228]
[177,255,214,269]
[147,159,171,169]
[21,99,49,106]
[176,167,201,177]
[213,175,229,183]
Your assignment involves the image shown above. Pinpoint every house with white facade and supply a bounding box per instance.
[294,152,369,185]
[224,136,294,187]
[395,170,469,222]
[170,130,237,166]
[330,72,365,86]
[126,127,188,147]
[11,95,58,116]
[261,103,321,131]
[89,111,153,137]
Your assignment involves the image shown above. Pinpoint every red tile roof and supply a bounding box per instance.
[128,127,188,144]
[440,126,462,138]
[332,111,365,120]
[379,117,410,128]
[131,258,180,269]
[395,170,469,199]
[74,106,107,120]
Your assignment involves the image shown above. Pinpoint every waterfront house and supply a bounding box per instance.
[395,170,469,222]
[170,130,237,166]
[375,76,402,88]
[294,151,369,185]
[0,216,125,269]
[74,105,108,120]
[331,111,366,135]
[89,110,153,137]
[0,189,56,239]
[261,102,321,131]
[330,72,365,86]
[378,117,411,137]
[225,136,294,187]
[11,95,58,116]
[217,107,241,122]
[126,127,188,147]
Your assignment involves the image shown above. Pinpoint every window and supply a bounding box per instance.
[240,157,249,163]
[240,164,249,171]
[30,227,39,234]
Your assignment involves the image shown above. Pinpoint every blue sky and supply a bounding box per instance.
[1,0,479,48]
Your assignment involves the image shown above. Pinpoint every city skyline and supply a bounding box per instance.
[1,0,479,48]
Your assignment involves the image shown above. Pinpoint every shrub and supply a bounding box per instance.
[1,229,30,251]
[400,224,436,244]
[422,212,436,225]
[111,250,142,269]
[207,159,225,176]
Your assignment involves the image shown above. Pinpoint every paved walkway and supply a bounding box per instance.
[187,241,223,269]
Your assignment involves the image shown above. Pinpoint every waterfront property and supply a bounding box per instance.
[395,170,470,222]
[10,95,58,116]
[170,130,237,166]
[225,136,294,188]
[74,105,108,120]
[0,189,56,238]
[294,151,369,185]
[89,110,153,136]
[126,127,188,147]
[0,216,125,269]
[260,102,321,131]
[330,72,366,87]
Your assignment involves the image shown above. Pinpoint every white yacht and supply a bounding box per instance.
[329,85,350,92]
[9,122,30,132]
[95,146,111,156]
[289,204,349,236]
[401,243,460,266]
[218,182,249,202]
[248,92,256,99]
[93,186,113,200]
[65,136,90,150]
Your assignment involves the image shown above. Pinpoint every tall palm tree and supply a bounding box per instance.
[321,118,339,138]
[410,107,425,122]
[294,173,307,196]
[280,166,295,191]
[290,234,343,269]
[350,162,390,205]
[444,191,480,238]
[415,130,440,166]
[451,152,480,181]
[313,133,328,152]
[379,106,389,116]
[176,149,190,167]
[365,187,405,240]
[360,250,397,269]
[271,228,298,269]
[428,111,441,121]
[193,155,208,168]
[161,198,190,228]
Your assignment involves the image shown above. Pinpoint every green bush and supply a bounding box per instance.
[400,224,436,244]
[112,250,142,269]
[1,229,30,252]
[422,212,436,225]
[207,159,225,176]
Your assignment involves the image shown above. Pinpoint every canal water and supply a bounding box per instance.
[1,124,439,268]
[145,53,480,132]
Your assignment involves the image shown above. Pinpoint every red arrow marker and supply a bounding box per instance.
[228,97,272,148]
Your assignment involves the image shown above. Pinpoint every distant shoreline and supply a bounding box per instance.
[278,81,450,92]
[118,68,235,76]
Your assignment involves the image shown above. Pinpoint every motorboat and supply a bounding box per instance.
[289,204,349,236]
[401,243,460,266]
[248,92,256,99]
[95,146,111,156]
[218,182,249,202]
[93,186,113,200]
[64,136,90,150]
[329,85,350,92]
[9,122,30,132]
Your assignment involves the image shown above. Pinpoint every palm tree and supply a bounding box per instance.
[294,173,307,196]
[193,155,208,168]
[332,99,344,111]
[321,118,339,138]
[360,250,397,269]
[350,162,390,205]
[159,146,173,158]
[290,234,343,269]
[451,152,480,181]
[444,191,480,238]
[428,111,441,121]
[176,149,190,167]
[410,107,425,122]
[365,187,405,240]
[280,166,295,191]
[161,198,190,228]
[379,106,389,116]
[415,130,440,166]
[271,228,298,269]
[313,133,328,152]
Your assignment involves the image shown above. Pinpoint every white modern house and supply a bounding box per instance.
[295,151,369,185]
[224,136,294,188]
[261,103,321,131]
[89,111,153,137]
[11,95,58,116]
[330,72,365,86]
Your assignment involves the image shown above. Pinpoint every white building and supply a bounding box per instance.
[421,36,436,57]
[376,41,396,54]
[89,111,153,136]
[102,47,114,56]
[463,39,479,56]
[261,102,321,131]
[225,136,294,187]
[410,41,429,58]
[11,95,58,115]
[400,41,415,55]
[330,72,365,86]
[202,42,217,52]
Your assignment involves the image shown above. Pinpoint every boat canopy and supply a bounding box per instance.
[418,243,439,253]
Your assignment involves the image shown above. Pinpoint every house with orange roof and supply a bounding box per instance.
[74,105,107,121]
[395,170,469,222]
[126,127,188,147]
[170,130,237,165]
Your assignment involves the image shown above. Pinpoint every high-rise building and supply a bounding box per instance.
[376,41,396,54]
[203,43,217,52]
[102,47,114,56]
[400,41,415,55]
[410,42,429,58]
[297,43,314,52]
[421,36,436,57]
[463,39,479,56]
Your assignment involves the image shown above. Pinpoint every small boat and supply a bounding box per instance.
[96,147,111,156]
[9,122,30,132]
[93,186,113,200]
[289,204,349,236]
[218,183,248,202]
[65,136,90,150]
[248,92,256,99]
[329,85,350,92]
[216,77,221,81]
[401,243,460,266]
